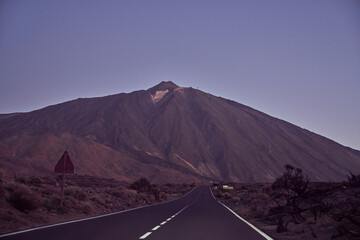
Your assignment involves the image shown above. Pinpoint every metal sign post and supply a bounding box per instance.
[54,151,75,207]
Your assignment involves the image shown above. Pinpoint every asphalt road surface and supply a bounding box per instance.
[1,185,272,240]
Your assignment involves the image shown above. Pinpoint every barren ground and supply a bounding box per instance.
[213,181,360,240]
[0,174,195,235]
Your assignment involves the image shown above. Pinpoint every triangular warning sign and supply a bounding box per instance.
[54,151,75,174]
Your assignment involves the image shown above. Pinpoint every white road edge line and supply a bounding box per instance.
[218,201,273,240]
[209,185,217,199]
[160,221,167,225]
[139,232,152,239]
[0,186,200,238]
[209,185,273,240]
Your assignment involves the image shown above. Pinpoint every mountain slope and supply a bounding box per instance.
[1,81,359,183]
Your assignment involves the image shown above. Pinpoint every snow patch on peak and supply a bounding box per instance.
[174,87,186,94]
[151,89,169,103]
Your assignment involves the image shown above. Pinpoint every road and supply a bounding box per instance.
[1,185,272,240]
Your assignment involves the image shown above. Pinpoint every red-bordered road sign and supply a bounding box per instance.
[54,151,74,174]
[54,151,74,207]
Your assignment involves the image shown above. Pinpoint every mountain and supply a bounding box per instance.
[1,81,359,183]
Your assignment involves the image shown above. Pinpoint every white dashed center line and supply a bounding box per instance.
[152,225,160,231]
[139,232,152,239]
[138,205,189,239]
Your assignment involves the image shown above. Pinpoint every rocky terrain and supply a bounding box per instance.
[0,173,195,235]
[2,165,359,239]
[213,166,360,240]
[1,81,360,183]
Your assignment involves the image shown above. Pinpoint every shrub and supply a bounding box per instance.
[14,176,43,186]
[248,188,258,194]
[8,185,41,212]
[43,197,60,211]
[270,164,310,232]
[25,177,43,186]
[130,178,151,192]
[130,178,160,200]
[64,186,87,201]
[223,192,232,200]
[81,203,94,215]
[347,172,360,188]
[56,206,68,214]
[272,164,309,198]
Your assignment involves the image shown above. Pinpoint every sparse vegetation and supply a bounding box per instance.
[80,203,94,215]
[213,166,360,240]
[8,184,42,212]
[130,178,161,200]
[347,172,360,188]
[270,164,310,232]
[0,175,196,234]
[328,172,360,239]
[64,186,87,201]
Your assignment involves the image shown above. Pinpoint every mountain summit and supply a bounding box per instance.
[147,81,179,103]
[148,81,179,92]
[0,82,359,183]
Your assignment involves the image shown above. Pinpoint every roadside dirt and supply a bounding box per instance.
[0,174,195,234]
[213,181,360,240]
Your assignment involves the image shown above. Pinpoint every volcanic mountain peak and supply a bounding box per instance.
[1,81,360,183]
[147,81,182,103]
[148,81,179,93]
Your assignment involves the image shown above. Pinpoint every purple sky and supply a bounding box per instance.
[1,0,359,150]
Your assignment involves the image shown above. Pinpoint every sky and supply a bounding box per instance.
[0,0,359,150]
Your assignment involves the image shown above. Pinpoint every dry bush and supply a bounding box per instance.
[248,188,259,194]
[130,178,151,191]
[0,188,4,199]
[253,206,269,219]
[106,186,127,198]
[7,184,42,212]
[41,188,58,198]
[347,172,360,188]
[80,203,94,215]
[270,164,310,233]
[41,177,57,186]
[15,176,43,187]
[130,178,160,200]
[223,192,232,200]
[43,197,60,211]
[272,164,309,198]
[328,188,360,239]
[0,184,4,198]
[90,196,106,206]
[64,186,87,201]
[56,206,69,214]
